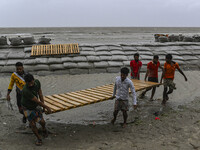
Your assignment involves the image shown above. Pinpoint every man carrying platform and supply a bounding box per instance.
[130,53,142,79]
[21,73,51,146]
[160,54,187,105]
[111,67,137,128]
[140,55,163,101]
[7,62,28,123]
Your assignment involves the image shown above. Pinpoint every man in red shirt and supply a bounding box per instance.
[130,53,142,79]
[140,55,163,101]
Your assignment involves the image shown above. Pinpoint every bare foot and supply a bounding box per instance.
[122,123,126,128]
[161,100,166,106]
[149,98,154,101]
[166,94,169,101]
[111,119,116,125]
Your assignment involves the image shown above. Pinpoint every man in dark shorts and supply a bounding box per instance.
[111,67,137,128]
[140,55,163,101]
[21,74,51,146]
[160,54,187,105]
[7,62,28,123]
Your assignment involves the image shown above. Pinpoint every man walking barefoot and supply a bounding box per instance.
[21,74,51,146]
[160,54,187,105]
[111,67,137,128]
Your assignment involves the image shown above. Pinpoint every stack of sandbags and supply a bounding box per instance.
[168,34,180,42]
[0,36,8,45]
[154,34,168,42]
[183,36,193,42]
[22,37,36,45]
[38,36,51,44]
[9,36,23,46]
[178,34,184,41]
[193,35,200,42]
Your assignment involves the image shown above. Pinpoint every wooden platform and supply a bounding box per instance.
[31,43,79,56]
[44,79,161,114]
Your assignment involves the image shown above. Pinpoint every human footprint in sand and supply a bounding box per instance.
[111,67,137,128]
[21,74,52,146]
[140,55,163,101]
[160,54,187,105]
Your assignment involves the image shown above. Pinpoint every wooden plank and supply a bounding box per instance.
[86,89,113,96]
[81,90,110,98]
[70,44,73,53]
[64,44,67,54]
[91,88,113,94]
[69,92,100,102]
[59,93,89,105]
[77,91,106,100]
[44,97,66,109]
[51,44,53,55]
[66,93,96,103]
[44,99,63,111]
[31,46,34,56]
[36,45,39,55]
[44,101,61,113]
[45,95,74,108]
[52,94,82,106]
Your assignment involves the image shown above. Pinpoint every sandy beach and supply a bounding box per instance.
[0,70,200,150]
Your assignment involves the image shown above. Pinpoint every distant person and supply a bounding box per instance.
[21,74,51,146]
[160,54,187,105]
[111,67,137,128]
[140,55,163,101]
[130,53,142,79]
[7,62,28,123]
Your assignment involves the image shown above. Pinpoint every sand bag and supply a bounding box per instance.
[168,34,179,42]
[22,37,36,45]
[0,36,8,45]
[193,35,200,42]
[154,34,160,42]
[179,34,184,41]
[38,36,51,44]
[158,36,168,43]
[9,36,23,46]
[183,36,193,42]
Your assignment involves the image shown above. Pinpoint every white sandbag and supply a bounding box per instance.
[0,36,8,45]
[38,36,51,44]
[9,36,23,46]
[22,37,36,45]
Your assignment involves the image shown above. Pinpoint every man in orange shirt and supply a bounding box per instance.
[160,54,187,105]
[140,55,163,101]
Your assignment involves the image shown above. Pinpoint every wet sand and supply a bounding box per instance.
[1,71,200,149]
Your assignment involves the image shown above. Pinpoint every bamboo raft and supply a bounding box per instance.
[44,79,161,114]
[31,43,79,56]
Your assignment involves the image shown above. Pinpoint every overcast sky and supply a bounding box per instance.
[0,0,200,27]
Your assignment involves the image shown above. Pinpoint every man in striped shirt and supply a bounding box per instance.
[111,67,137,128]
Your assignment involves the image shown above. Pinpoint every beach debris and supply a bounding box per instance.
[3,122,7,125]
[0,36,8,45]
[155,117,160,120]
